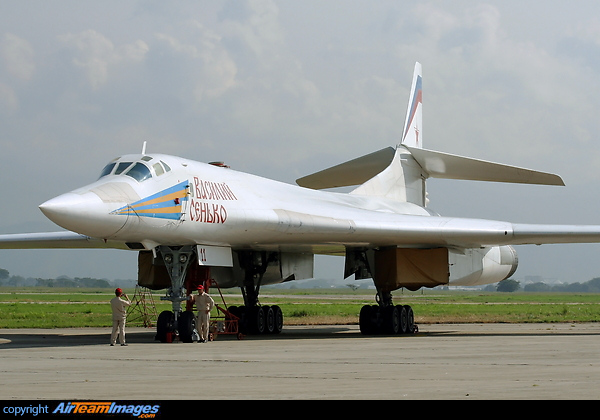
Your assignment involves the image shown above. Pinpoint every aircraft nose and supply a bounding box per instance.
[39,192,125,238]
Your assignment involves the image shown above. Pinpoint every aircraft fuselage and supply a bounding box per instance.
[40,152,441,253]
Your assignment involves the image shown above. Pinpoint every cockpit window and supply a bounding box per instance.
[114,162,134,175]
[153,162,165,176]
[124,162,152,182]
[99,162,116,178]
[98,157,163,182]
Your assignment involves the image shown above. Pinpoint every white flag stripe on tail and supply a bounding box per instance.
[401,62,423,148]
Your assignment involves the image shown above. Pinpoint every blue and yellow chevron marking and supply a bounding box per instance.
[112,181,189,220]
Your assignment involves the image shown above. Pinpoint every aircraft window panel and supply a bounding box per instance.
[141,156,153,162]
[124,162,152,182]
[153,162,165,176]
[115,162,134,175]
[161,161,172,172]
[99,162,116,178]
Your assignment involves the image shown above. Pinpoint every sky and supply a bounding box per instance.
[2,0,600,284]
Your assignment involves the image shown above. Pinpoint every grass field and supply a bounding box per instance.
[0,287,599,328]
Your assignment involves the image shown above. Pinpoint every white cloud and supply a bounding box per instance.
[1,33,35,81]
[221,0,285,63]
[155,22,238,101]
[389,3,598,173]
[0,82,18,113]
[58,30,148,89]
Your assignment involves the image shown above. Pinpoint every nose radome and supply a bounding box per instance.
[39,192,125,238]
[39,193,90,224]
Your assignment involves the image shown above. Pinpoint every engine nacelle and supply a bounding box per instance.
[346,245,518,292]
[448,245,518,287]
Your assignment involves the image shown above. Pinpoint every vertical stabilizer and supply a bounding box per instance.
[400,62,423,149]
[351,62,426,204]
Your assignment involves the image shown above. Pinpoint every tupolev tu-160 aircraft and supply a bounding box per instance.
[2,62,600,339]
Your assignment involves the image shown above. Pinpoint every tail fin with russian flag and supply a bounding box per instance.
[296,61,564,204]
[400,62,423,148]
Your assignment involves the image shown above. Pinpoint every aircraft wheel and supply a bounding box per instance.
[264,305,275,334]
[236,306,249,335]
[271,305,283,334]
[383,305,400,334]
[227,306,238,320]
[398,305,408,334]
[359,305,375,335]
[249,306,266,334]
[404,305,415,333]
[178,311,196,343]
[156,310,174,343]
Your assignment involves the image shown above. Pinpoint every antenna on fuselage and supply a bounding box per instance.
[141,141,147,155]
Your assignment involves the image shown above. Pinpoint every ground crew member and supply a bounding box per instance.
[190,285,215,343]
[110,288,131,346]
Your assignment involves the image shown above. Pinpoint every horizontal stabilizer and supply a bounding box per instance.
[407,146,565,186]
[296,147,395,190]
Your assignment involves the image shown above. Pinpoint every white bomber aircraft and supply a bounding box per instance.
[2,62,600,339]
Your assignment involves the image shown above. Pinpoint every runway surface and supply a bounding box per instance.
[1,323,599,400]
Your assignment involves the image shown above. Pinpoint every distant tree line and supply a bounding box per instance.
[4,265,600,292]
[0,267,119,288]
[492,277,600,293]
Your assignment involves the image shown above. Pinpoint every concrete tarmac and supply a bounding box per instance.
[1,323,599,400]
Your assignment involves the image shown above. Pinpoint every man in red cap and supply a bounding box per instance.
[110,288,131,346]
[189,285,214,343]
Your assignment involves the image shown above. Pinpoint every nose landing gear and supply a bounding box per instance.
[154,245,199,343]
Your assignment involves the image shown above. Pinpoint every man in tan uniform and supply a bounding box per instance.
[110,288,131,346]
[190,285,215,343]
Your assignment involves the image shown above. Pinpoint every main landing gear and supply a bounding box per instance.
[227,305,283,335]
[359,290,418,335]
[229,251,283,335]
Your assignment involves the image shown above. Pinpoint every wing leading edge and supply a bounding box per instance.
[0,231,129,250]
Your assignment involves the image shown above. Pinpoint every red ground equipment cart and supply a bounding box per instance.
[208,280,244,341]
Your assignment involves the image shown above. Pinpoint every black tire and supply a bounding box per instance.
[178,311,196,343]
[383,305,401,334]
[156,310,174,342]
[227,306,238,320]
[398,305,408,334]
[237,306,248,335]
[404,305,415,333]
[264,306,275,334]
[359,305,374,335]
[271,305,283,334]
[249,306,266,334]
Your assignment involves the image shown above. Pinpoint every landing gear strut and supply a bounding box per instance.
[155,245,199,343]
[359,290,417,335]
